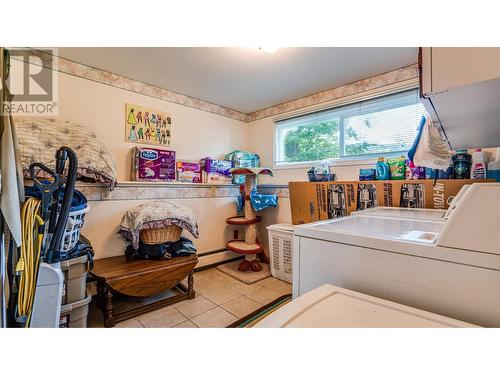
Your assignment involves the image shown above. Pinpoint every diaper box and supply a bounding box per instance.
[176,161,202,183]
[131,146,176,181]
[200,158,233,184]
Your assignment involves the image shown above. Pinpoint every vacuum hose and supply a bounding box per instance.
[46,147,78,264]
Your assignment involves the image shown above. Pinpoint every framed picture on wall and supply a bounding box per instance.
[125,103,172,147]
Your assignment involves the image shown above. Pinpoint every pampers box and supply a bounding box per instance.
[131,146,176,181]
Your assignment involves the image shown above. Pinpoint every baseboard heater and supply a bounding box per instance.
[195,249,243,271]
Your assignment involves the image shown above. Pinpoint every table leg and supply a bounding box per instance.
[95,280,104,308]
[103,286,115,328]
[187,271,195,299]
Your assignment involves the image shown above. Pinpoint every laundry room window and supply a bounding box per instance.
[274,88,427,167]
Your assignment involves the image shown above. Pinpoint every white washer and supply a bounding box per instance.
[351,184,471,221]
[255,284,477,328]
[351,206,447,221]
[293,183,500,327]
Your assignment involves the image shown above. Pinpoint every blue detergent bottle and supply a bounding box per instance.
[487,148,500,182]
[376,157,390,180]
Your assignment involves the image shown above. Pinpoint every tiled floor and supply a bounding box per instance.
[91,267,292,328]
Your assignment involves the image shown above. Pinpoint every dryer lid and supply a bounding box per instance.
[255,284,477,328]
[437,183,500,254]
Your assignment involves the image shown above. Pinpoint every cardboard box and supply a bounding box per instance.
[289,181,358,225]
[131,146,176,181]
[289,179,494,224]
[176,161,201,183]
[200,157,233,184]
[375,179,494,210]
[357,182,378,210]
[375,180,426,208]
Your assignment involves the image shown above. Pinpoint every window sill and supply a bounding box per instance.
[274,159,374,170]
[274,152,407,170]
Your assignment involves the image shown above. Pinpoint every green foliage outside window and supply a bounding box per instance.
[283,119,376,162]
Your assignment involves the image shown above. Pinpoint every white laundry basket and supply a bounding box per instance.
[44,204,90,253]
[266,224,294,283]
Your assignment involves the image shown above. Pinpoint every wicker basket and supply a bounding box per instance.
[140,225,182,244]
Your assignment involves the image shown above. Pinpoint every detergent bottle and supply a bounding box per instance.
[452,149,471,179]
[487,147,500,182]
[470,148,487,179]
[375,157,390,180]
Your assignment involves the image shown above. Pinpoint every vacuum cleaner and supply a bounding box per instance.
[14,146,78,327]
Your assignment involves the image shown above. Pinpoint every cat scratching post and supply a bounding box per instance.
[225,167,273,272]
[244,174,257,245]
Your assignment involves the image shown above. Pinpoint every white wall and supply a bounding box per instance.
[56,72,248,181]
[45,70,250,259]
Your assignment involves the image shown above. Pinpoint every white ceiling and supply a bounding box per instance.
[57,47,418,114]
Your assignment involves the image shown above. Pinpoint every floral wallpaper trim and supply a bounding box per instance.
[246,64,419,122]
[75,183,287,201]
[76,183,240,201]
[257,185,290,199]
[28,49,248,122]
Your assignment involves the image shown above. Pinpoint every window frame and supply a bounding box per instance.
[273,83,422,170]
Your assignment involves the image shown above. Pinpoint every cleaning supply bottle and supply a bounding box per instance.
[487,147,500,182]
[452,149,471,179]
[375,157,390,180]
[470,148,487,179]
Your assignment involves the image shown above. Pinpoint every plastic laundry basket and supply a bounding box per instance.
[59,288,92,328]
[266,224,294,283]
[61,205,90,252]
[60,255,89,305]
[59,290,92,328]
[44,204,90,253]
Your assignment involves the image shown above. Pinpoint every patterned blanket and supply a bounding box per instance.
[120,201,199,249]
[15,117,117,186]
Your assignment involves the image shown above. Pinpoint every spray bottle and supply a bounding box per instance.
[470,148,487,179]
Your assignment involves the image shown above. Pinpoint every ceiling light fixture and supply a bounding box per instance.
[258,46,279,53]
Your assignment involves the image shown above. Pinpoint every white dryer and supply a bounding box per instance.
[255,284,477,328]
[293,183,500,327]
